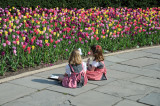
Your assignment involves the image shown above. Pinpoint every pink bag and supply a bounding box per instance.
[62,64,88,88]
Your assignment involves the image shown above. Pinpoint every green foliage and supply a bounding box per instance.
[0,0,159,9]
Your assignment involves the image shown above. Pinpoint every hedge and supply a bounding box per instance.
[0,0,159,9]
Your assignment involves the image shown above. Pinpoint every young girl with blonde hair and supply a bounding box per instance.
[49,49,88,88]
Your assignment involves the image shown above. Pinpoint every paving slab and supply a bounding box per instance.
[138,92,160,106]
[115,99,148,106]
[121,57,160,67]
[104,60,116,66]
[108,64,160,79]
[131,76,160,88]
[114,51,151,60]
[0,83,36,105]
[95,80,158,101]
[143,63,160,72]
[104,56,128,63]
[88,77,117,86]
[47,83,97,96]
[69,90,122,106]
[107,69,140,80]
[8,76,58,90]
[108,64,141,73]
[141,47,160,55]
[34,67,66,78]
[145,54,160,60]
[2,90,72,106]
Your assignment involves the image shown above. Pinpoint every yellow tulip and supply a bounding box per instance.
[5,31,8,35]
[32,46,35,50]
[43,27,46,31]
[57,33,59,37]
[25,29,27,32]
[109,23,112,27]
[15,16,18,20]
[11,23,13,26]
[53,32,56,35]
[9,29,12,32]
[17,41,20,45]
[8,12,10,15]
[107,30,109,33]
[103,36,105,39]
[118,28,121,32]
[39,31,42,34]
[45,40,48,43]
[23,37,26,41]
[13,25,16,29]
[49,29,52,32]
[34,14,37,17]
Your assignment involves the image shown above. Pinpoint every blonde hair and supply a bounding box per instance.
[68,49,82,65]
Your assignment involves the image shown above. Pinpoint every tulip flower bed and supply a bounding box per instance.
[0,6,160,76]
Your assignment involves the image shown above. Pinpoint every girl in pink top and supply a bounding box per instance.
[86,45,107,80]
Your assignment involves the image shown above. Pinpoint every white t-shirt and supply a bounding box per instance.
[91,61,101,67]
[65,62,87,76]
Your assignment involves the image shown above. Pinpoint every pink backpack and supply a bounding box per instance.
[62,64,88,88]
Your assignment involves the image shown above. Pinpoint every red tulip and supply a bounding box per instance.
[22,45,26,49]
[79,37,82,41]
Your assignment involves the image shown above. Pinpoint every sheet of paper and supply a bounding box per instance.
[50,75,59,79]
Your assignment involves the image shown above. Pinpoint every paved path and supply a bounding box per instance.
[0,46,160,106]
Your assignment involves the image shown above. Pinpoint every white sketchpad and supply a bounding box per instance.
[48,74,59,79]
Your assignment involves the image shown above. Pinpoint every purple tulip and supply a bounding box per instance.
[4,36,8,40]
[53,45,56,48]
[36,42,39,45]
[85,40,88,43]
[68,41,71,44]
[81,41,84,44]
[1,51,5,56]
[12,46,16,50]
[39,44,43,47]
[75,39,78,43]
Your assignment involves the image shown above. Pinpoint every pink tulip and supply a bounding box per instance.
[13,50,17,55]
[3,43,6,47]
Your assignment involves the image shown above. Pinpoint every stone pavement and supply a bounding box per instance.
[0,46,160,106]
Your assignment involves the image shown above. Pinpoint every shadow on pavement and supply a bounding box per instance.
[32,78,62,86]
